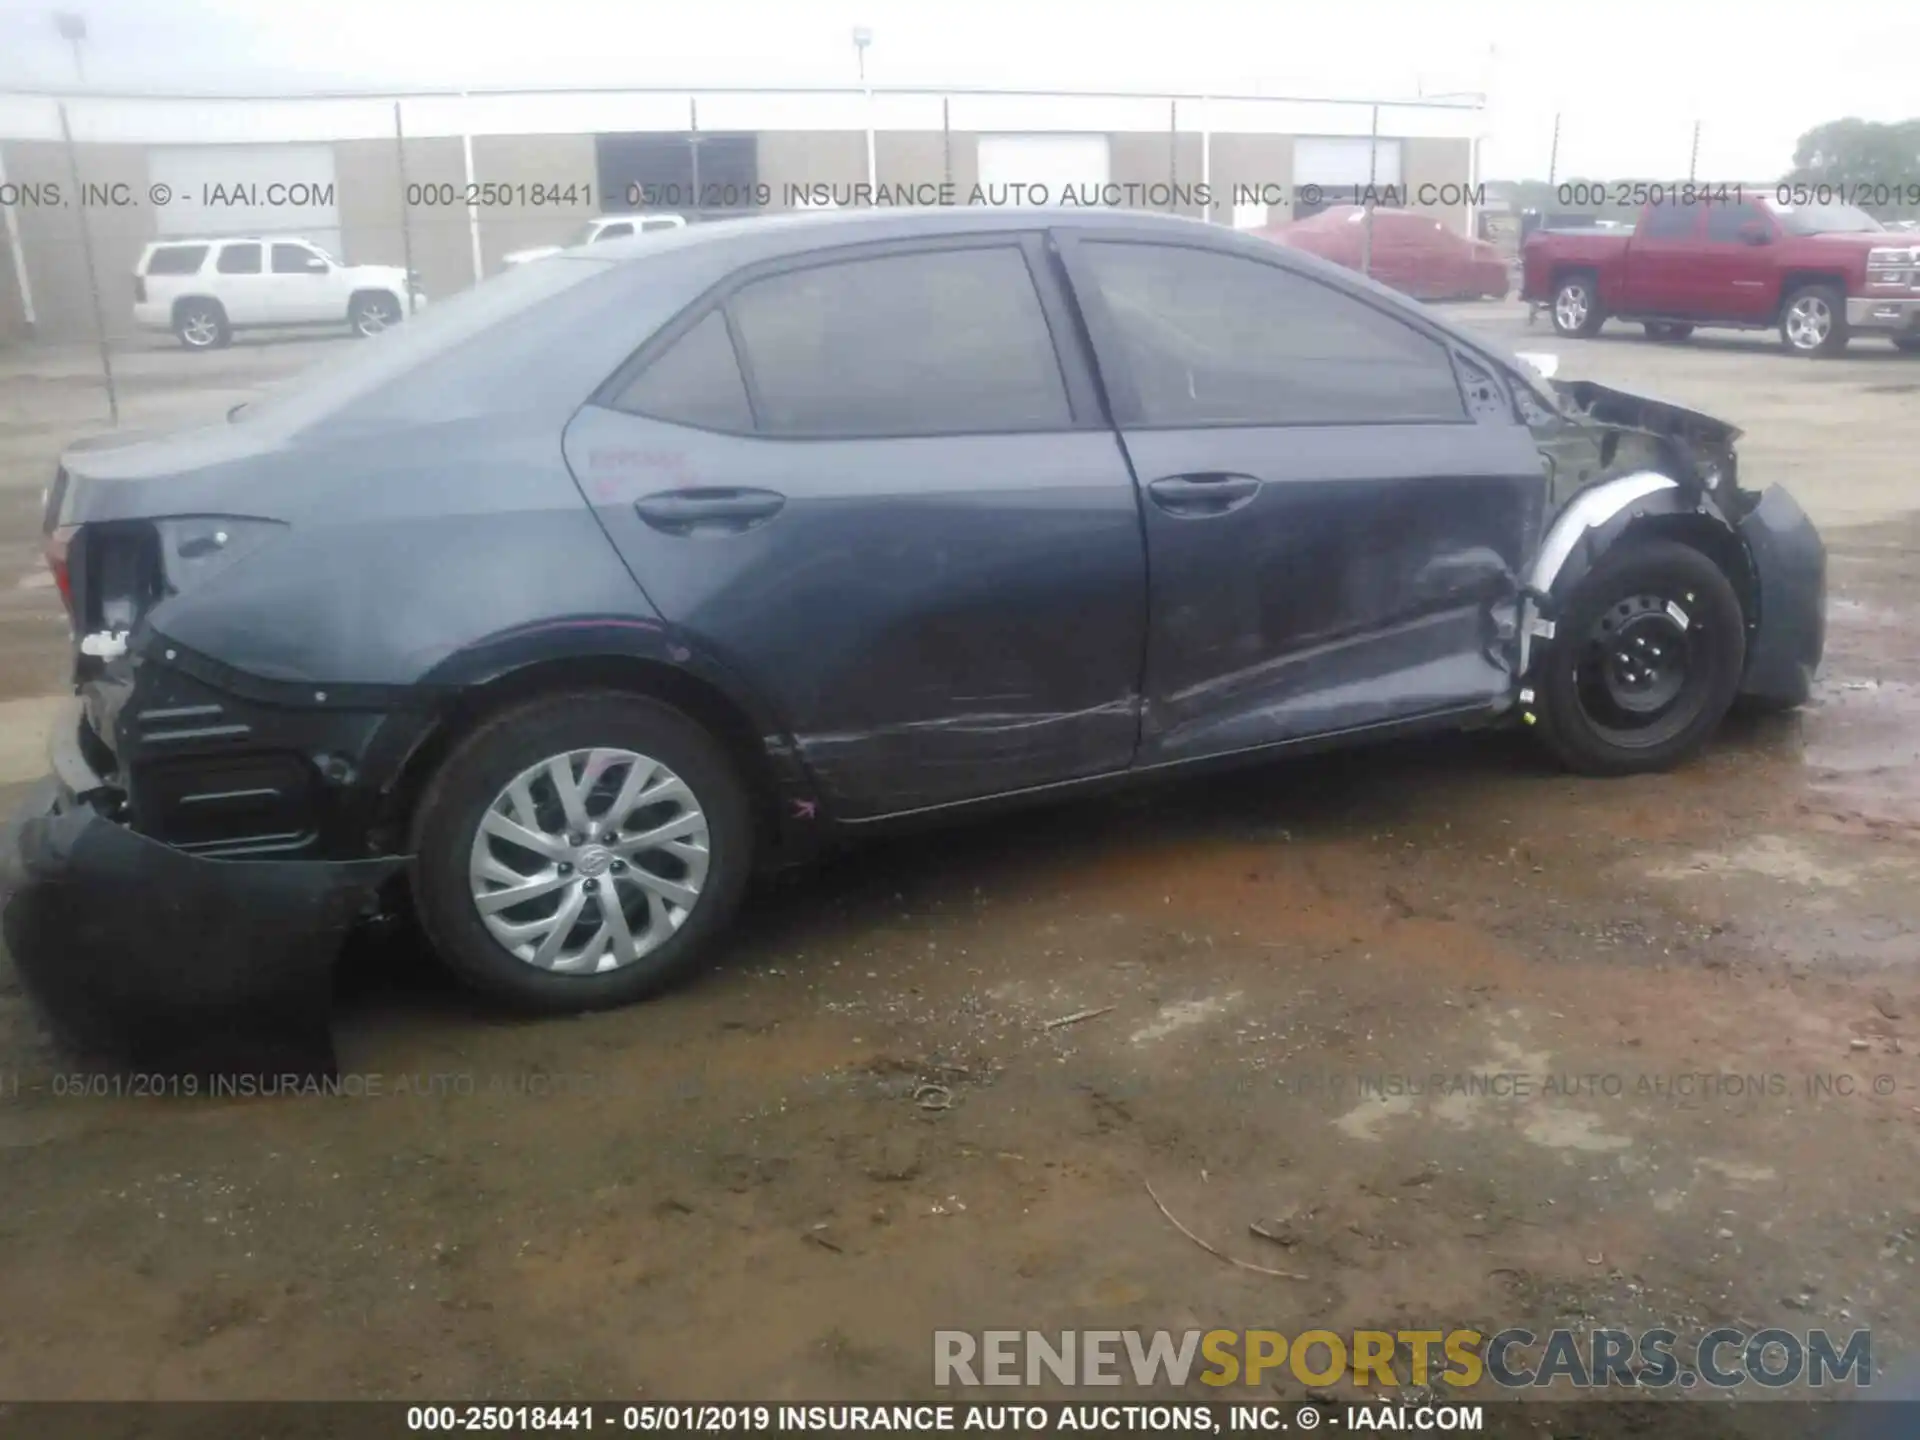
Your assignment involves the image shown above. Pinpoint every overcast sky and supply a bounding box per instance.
[2,0,1915,180]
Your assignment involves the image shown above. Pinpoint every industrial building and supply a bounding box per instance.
[0,86,1482,341]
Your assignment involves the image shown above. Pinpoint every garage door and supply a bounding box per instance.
[1291,136,1403,217]
[147,145,342,260]
[975,134,1110,207]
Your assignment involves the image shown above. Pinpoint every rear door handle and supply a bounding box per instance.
[1145,473,1262,516]
[633,487,786,534]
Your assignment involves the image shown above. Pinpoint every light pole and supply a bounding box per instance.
[852,26,876,196]
[53,10,87,81]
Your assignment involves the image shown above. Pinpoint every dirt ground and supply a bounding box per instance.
[1,314,1918,1423]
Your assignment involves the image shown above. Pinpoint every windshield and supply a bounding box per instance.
[566,221,603,247]
[1767,200,1884,235]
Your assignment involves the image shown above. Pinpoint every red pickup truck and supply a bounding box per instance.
[1521,196,1920,356]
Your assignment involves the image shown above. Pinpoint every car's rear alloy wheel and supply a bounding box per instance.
[467,747,710,973]
[411,693,752,1011]
[1533,540,1746,776]
[350,293,403,337]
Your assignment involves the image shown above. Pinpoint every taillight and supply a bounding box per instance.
[44,525,78,616]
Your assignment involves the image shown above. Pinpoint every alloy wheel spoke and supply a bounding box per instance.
[475,869,573,914]
[529,884,589,968]
[612,810,706,853]
[480,809,568,861]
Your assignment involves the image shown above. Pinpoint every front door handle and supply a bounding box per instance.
[633,487,786,534]
[1146,473,1262,516]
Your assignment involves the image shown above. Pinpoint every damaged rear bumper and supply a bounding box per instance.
[0,699,402,1079]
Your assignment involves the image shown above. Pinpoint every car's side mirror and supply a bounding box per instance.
[1739,224,1772,246]
[304,256,330,272]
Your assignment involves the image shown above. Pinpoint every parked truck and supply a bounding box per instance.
[1521,195,1920,356]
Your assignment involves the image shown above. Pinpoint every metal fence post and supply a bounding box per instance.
[1360,104,1378,278]
[57,102,117,425]
[942,97,952,188]
[688,97,704,218]
[393,102,417,315]
[1168,99,1178,208]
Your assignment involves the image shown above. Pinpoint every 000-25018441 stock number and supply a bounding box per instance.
[406,183,594,207]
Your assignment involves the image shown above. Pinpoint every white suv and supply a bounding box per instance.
[500,213,686,268]
[133,237,425,350]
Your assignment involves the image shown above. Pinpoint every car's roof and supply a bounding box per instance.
[586,204,1215,265]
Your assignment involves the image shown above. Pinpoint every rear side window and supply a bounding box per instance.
[1641,201,1699,240]
[610,310,753,431]
[217,243,262,274]
[1080,241,1466,427]
[144,244,207,276]
[727,246,1072,436]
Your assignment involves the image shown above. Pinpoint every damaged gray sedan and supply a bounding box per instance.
[1,207,1824,1074]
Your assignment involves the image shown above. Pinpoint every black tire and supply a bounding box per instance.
[410,691,754,1013]
[349,291,404,338]
[173,298,230,350]
[1779,282,1849,357]
[1549,271,1605,337]
[1644,322,1694,342]
[1894,337,1920,355]
[1533,540,1746,776]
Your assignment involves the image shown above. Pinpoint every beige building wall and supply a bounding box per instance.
[469,134,599,276]
[333,135,468,300]
[5,139,157,340]
[1401,136,1476,231]
[3,128,1473,338]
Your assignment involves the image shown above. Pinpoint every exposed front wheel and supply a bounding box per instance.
[410,693,754,1012]
[1532,540,1746,776]
[350,291,405,337]
[1550,274,1605,337]
[1780,284,1849,357]
[173,299,230,350]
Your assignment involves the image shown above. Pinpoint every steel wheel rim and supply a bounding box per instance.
[1555,284,1588,330]
[467,747,711,974]
[182,312,218,345]
[1787,296,1831,349]
[1574,591,1707,747]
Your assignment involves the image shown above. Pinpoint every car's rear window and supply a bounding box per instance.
[143,245,208,276]
[234,254,619,433]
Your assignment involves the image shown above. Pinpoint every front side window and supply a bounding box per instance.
[271,243,324,273]
[1704,204,1768,243]
[610,309,753,432]
[1080,240,1466,427]
[728,246,1073,436]
[217,243,262,274]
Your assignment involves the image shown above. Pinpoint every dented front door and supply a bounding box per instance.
[1058,231,1548,763]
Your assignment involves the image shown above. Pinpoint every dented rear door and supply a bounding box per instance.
[564,234,1147,820]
